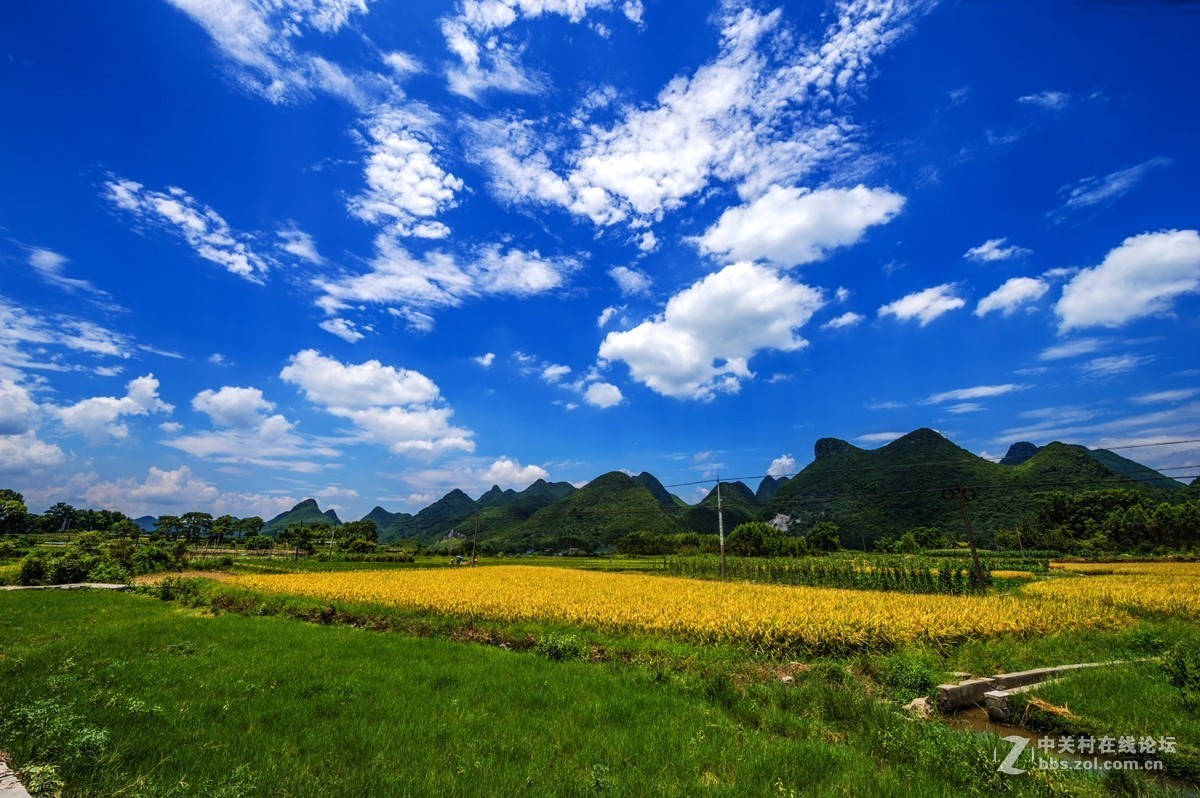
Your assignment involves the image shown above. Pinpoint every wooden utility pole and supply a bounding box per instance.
[716,476,726,581]
[471,514,479,566]
[943,483,986,592]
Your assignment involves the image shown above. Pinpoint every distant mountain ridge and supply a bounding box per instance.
[262,429,1184,551]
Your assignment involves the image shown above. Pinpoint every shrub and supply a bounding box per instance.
[1162,640,1200,703]
[535,632,589,661]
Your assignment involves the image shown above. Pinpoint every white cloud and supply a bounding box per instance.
[347,108,464,238]
[1039,337,1106,361]
[0,295,135,380]
[541,364,571,383]
[599,261,823,400]
[26,247,115,302]
[441,0,643,99]
[609,266,652,296]
[925,384,1024,404]
[104,178,272,283]
[469,1,927,226]
[767,454,796,477]
[1056,230,1200,330]
[277,224,324,263]
[964,238,1031,263]
[319,318,368,342]
[163,0,379,105]
[165,388,338,472]
[945,403,984,414]
[857,431,905,444]
[583,381,623,408]
[697,185,904,267]
[1050,157,1172,221]
[878,284,964,326]
[0,431,65,473]
[57,374,174,443]
[821,311,863,330]
[975,277,1048,317]
[281,349,474,455]
[192,386,275,429]
[597,306,621,328]
[474,352,496,367]
[1018,90,1070,111]
[637,231,658,252]
[75,464,301,518]
[482,455,549,487]
[314,236,579,329]
[1080,354,1150,378]
[1132,388,1197,405]
[0,380,40,436]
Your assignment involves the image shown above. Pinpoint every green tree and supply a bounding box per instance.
[154,515,182,539]
[180,512,214,542]
[806,521,842,552]
[109,519,142,540]
[727,522,788,557]
[212,515,238,546]
[237,516,265,538]
[0,489,29,536]
[45,502,77,533]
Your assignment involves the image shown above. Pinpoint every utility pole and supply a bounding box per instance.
[471,514,479,566]
[716,475,726,581]
[943,482,986,592]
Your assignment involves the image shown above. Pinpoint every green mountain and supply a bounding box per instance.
[634,472,677,509]
[763,429,1177,549]
[263,499,342,535]
[755,475,789,503]
[361,506,413,539]
[483,471,682,552]
[377,479,579,545]
[682,481,758,534]
[1084,447,1186,491]
[999,442,1039,466]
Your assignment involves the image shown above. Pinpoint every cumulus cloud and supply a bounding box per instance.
[597,306,621,328]
[474,352,496,367]
[0,431,65,473]
[281,349,474,455]
[347,108,464,238]
[583,381,623,408]
[975,277,1049,317]
[821,311,863,330]
[541,364,571,383]
[609,266,652,296]
[1050,157,1172,222]
[1056,230,1200,331]
[878,284,964,326]
[697,185,904,267]
[167,386,338,472]
[192,386,275,429]
[0,380,40,436]
[57,374,174,443]
[964,238,1031,263]
[104,178,272,283]
[76,464,301,518]
[482,455,549,487]
[767,454,796,477]
[599,261,823,400]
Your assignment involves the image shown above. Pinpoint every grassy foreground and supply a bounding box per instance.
[0,589,1140,798]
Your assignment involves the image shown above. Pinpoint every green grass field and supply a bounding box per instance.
[0,588,1155,798]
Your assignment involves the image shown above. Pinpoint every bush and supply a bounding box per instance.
[17,554,48,586]
[535,632,590,661]
[1162,640,1200,703]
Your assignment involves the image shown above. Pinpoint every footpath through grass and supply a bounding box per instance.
[0,590,1142,798]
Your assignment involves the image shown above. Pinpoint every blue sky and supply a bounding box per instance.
[1,0,1198,520]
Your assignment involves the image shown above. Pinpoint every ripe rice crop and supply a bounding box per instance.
[228,565,1128,653]
[990,570,1037,580]
[1030,562,1200,619]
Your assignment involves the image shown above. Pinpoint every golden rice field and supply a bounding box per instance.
[1030,561,1200,619]
[228,565,1130,651]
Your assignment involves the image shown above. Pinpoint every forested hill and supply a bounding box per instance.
[761,429,1180,549]
[267,428,1182,552]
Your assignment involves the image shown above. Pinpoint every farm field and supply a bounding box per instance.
[3,559,1200,796]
